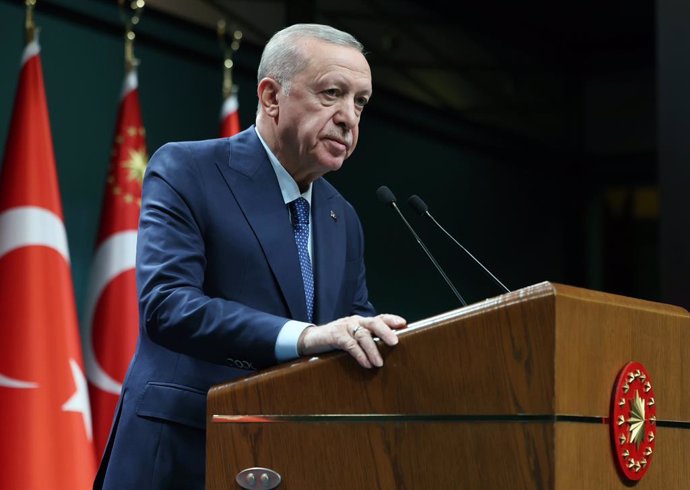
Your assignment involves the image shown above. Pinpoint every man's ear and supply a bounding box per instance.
[258,78,281,118]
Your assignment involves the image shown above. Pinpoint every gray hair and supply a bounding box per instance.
[257,23,365,94]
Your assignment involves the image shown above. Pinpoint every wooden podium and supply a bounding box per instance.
[206,282,690,489]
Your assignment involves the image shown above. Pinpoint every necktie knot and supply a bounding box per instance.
[289,197,310,226]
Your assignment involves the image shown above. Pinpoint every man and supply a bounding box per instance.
[94,23,406,489]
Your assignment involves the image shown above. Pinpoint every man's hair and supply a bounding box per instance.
[257,23,364,94]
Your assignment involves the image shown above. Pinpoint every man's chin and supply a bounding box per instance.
[326,161,345,174]
[317,155,346,173]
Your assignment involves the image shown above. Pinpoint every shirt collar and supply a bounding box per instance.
[255,127,312,205]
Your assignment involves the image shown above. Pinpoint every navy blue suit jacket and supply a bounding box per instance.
[95,127,376,489]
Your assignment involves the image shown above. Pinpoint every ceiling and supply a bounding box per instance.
[144,0,654,147]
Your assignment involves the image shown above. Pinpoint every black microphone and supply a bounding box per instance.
[407,194,510,294]
[376,186,467,306]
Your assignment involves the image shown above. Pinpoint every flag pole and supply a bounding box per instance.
[25,0,37,43]
[119,0,145,72]
[218,19,243,136]
[217,19,242,100]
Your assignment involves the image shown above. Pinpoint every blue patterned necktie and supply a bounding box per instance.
[289,197,314,322]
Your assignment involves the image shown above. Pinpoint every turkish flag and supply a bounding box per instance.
[82,68,146,460]
[220,88,241,137]
[0,40,96,488]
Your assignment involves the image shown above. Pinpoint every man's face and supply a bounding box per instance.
[274,39,372,184]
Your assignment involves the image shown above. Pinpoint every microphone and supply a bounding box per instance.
[407,194,510,294]
[376,186,467,306]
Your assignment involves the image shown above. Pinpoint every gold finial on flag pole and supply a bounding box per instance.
[119,0,145,72]
[25,0,37,43]
[218,19,242,99]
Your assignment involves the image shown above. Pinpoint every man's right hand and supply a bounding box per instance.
[297,313,407,368]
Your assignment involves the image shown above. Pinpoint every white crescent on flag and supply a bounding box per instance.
[81,230,138,394]
[0,374,38,388]
[0,206,70,389]
[0,206,69,261]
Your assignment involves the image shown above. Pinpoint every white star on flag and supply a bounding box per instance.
[62,358,93,441]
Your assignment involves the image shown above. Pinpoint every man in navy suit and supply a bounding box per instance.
[94,23,407,489]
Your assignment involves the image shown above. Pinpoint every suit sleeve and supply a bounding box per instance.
[136,142,285,369]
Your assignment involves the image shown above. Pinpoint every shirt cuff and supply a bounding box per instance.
[275,320,312,362]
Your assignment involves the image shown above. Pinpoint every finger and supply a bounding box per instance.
[362,316,401,346]
[378,313,407,329]
[352,326,384,368]
[342,328,373,368]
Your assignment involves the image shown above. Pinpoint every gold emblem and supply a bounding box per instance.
[610,361,656,482]
[122,148,148,184]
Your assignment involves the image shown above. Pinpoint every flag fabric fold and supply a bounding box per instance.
[82,67,147,461]
[0,39,96,489]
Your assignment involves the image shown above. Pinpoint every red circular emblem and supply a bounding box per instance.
[610,361,656,481]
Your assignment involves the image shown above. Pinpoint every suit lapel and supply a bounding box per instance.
[214,128,309,322]
[312,181,346,324]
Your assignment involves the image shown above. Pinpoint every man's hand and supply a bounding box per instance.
[297,313,407,368]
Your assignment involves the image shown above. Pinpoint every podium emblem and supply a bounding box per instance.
[610,361,656,481]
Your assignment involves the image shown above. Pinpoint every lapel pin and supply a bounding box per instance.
[330,210,338,222]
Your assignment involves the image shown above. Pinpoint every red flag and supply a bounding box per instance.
[220,87,241,137]
[0,40,96,489]
[82,68,146,460]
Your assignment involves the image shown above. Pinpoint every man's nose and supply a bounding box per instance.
[334,99,358,128]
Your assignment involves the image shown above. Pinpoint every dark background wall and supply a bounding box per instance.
[658,0,690,312]
[0,0,683,324]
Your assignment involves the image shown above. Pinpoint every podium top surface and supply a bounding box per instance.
[404,281,688,335]
[208,281,690,421]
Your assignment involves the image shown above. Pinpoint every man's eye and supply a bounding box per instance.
[324,89,339,97]
[355,96,369,107]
